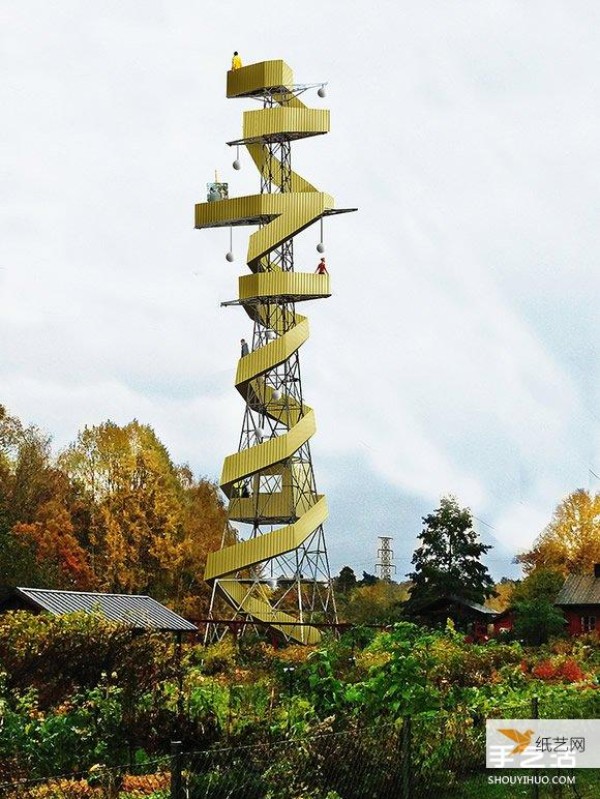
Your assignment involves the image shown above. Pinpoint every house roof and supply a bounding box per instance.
[8,587,197,633]
[554,575,600,607]
[417,594,499,618]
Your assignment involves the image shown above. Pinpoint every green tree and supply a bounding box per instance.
[511,568,564,604]
[510,568,566,645]
[404,496,495,616]
[335,566,358,594]
[359,571,378,587]
[513,599,566,645]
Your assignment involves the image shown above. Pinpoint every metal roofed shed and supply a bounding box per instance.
[1,588,197,633]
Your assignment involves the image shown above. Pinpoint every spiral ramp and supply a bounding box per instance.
[196,61,355,645]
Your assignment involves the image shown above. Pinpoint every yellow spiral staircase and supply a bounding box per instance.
[195,60,354,645]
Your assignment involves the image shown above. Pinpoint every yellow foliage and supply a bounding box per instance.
[518,490,600,575]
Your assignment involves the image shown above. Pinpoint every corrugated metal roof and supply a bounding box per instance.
[15,588,197,632]
[554,575,600,606]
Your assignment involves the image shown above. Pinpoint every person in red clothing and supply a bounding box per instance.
[315,257,328,274]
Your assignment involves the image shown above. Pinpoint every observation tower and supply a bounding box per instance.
[195,60,355,644]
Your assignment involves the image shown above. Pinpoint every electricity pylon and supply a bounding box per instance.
[376,537,396,582]
[195,60,355,644]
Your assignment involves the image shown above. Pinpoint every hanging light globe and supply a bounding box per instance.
[318,86,326,98]
[226,252,234,262]
[316,242,325,253]
[233,159,241,170]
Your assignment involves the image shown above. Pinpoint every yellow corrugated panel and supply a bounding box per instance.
[227,490,294,523]
[243,108,329,141]
[226,60,294,98]
[246,194,333,265]
[217,580,322,645]
[206,496,327,580]
[195,192,335,270]
[195,193,280,229]
[235,319,308,385]
[220,412,316,492]
[239,272,331,301]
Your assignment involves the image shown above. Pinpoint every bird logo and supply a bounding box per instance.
[498,728,535,755]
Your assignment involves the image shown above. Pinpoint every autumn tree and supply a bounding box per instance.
[0,405,91,593]
[1,409,235,615]
[340,580,410,624]
[60,420,234,613]
[60,420,186,594]
[517,489,600,576]
[486,578,517,612]
[0,404,56,531]
[168,478,236,618]
[404,496,495,616]
[11,499,96,590]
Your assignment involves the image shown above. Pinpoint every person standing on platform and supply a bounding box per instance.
[232,51,242,70]
[315,257,328,274]
[240,338,249,357]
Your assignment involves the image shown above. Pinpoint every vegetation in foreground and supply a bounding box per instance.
[1,612,599,794]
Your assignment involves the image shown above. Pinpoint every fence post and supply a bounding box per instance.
[531,697,539,799]
[401,715,412,799]
[170,740,183,799]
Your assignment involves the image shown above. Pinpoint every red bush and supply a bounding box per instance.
[532,660,556,680]
[556,658,585,683]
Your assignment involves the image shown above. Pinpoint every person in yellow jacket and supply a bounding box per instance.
[232,51,242,70]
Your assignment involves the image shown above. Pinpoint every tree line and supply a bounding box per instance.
[334,490,600,638]
[3,402,600,626]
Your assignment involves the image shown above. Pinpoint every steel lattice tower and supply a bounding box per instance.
[195,60,356,644]
[376,537,396,582]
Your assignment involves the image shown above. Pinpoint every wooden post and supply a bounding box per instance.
[401,715,412,799]
[170,740,182,799]
[531,696,539,799]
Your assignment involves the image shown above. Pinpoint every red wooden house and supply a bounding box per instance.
[554,565,600,636]
[491,607,515,636]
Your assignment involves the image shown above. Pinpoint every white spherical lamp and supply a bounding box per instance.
[226,252,234,262]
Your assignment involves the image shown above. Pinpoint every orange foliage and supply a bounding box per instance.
[530,657,585,683]
[11,500,96,589]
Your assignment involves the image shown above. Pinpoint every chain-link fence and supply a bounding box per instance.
[0,757,171,799]
[2,702,599,799]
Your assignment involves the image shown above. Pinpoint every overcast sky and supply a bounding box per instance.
[3,1,600,580]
